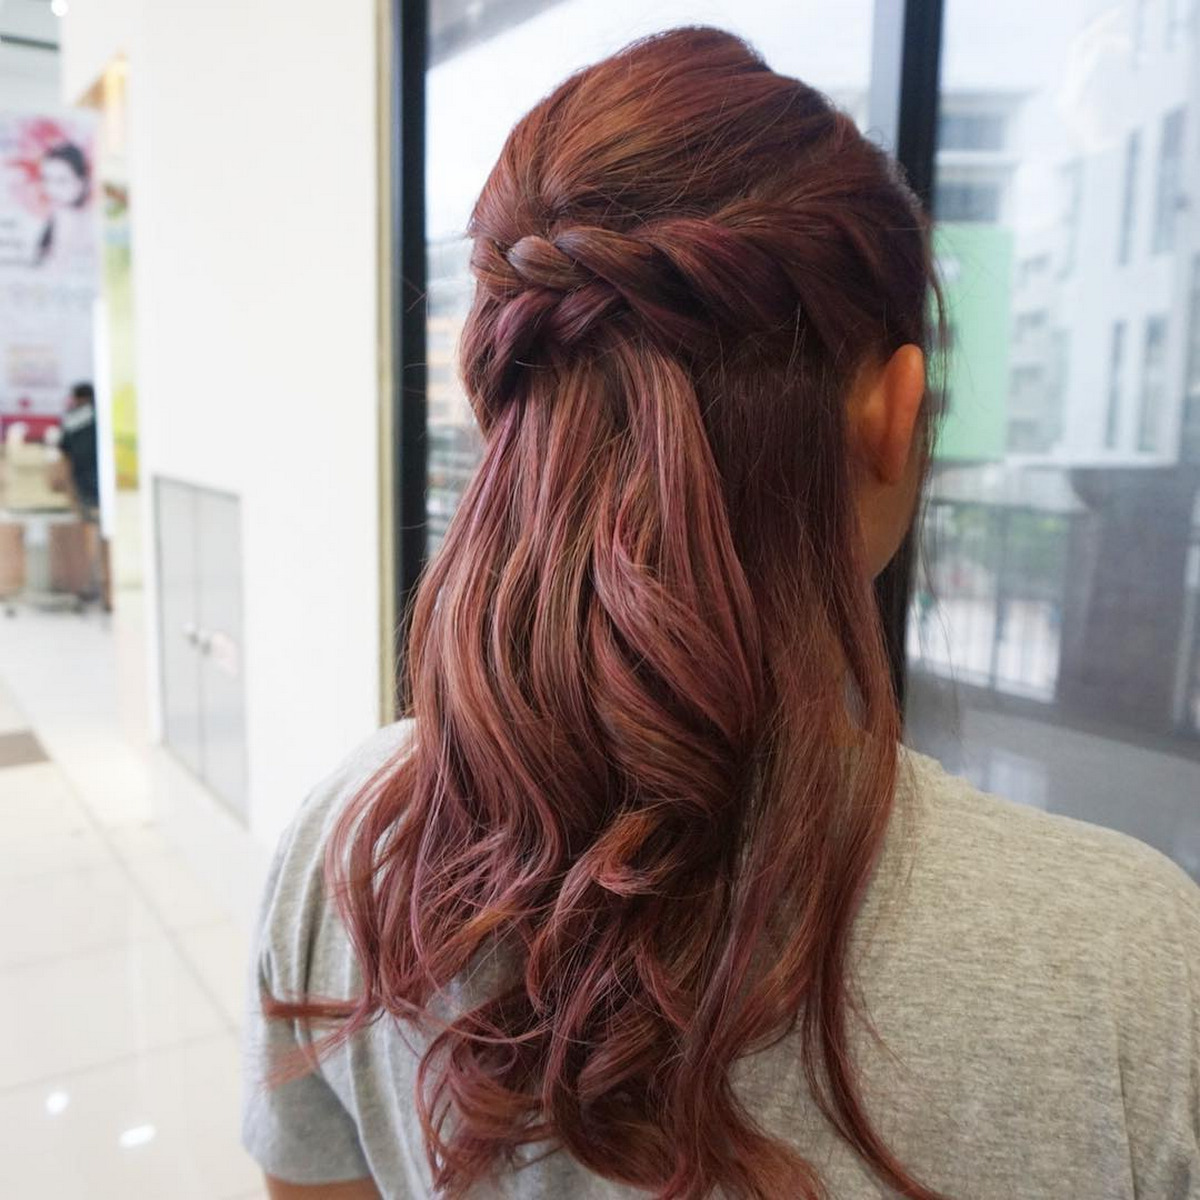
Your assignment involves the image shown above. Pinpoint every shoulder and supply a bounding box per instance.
[893,751,1200,1178]
[254,720,415,997]
[897,745,1200,923]
[893,745,1200,1032]
[282,719,414,853]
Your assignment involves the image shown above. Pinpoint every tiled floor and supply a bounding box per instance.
[0,596,264,1199]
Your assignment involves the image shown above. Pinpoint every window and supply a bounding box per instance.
[1017,253,1051,287]
[1138,317,1169,452]
[1181,256,1200,460]
[1006,417,1043,453]
[1048,328,1070,445]
[939,111,1006,151]
[1117,130,1140,265]
[1014,310,1048,340]
[1059,160,1083,276]
[913,0,1200,879]
[1104,322,1125,449]
[1008,364,1046,451]
[413,0,1200,882]
[935,179,1002,222]
[429,0,564,63]
[1006,335,1066,454]
[1167,0,1189,49]
[1153,109,1185,253]
[1135,0,1150,60]
[1007,365,1045,452]
[1011,364,1043,395]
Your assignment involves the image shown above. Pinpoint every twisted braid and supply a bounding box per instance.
[466,198,875,404]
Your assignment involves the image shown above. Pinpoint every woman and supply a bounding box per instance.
[35,141,94,273]
[243,29,1200,1200]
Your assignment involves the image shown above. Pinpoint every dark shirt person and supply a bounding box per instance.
[59,382,99,517]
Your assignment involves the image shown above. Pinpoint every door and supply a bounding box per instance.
[155,477,203,777]
[196,488,248,820]
[155,477,248,820]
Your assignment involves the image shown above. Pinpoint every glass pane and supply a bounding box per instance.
[908,0,1200,880]
[425,1,879,554]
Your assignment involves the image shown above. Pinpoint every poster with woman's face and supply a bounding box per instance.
[1,113,99,278]
[0,113,100,431]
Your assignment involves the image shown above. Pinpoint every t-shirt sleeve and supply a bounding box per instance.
[241,953,371,1182]
[240,814,371,1184]
[1117,851,1200,1198]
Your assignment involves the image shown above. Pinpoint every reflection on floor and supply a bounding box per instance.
[910,672,1200,881]
[0,597,263,1200]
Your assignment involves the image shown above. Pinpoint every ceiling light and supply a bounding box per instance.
[44,1091,70,1116]
[118,1124,156,1149]
[51,0,69,17]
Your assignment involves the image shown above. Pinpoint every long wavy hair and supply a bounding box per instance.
[276,27,942,1200]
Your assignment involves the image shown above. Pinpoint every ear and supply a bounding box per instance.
[851,345,926,486]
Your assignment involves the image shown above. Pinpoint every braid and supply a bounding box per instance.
[467,184,911,406]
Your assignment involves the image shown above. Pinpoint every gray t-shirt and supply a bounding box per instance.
[242,721,1200,1197]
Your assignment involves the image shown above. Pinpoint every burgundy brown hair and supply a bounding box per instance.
[278,26,941,1199]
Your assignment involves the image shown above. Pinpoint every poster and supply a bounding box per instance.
[0,112,100,438]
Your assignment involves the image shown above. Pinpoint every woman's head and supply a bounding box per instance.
[40,143,90,210]
[463,26,933,581]
[315,27,942,1200]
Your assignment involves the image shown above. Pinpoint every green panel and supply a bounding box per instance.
[932,223,1013,463]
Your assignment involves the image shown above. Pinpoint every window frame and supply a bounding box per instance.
[1152,107,1186,255]
[1117,128,1141,266]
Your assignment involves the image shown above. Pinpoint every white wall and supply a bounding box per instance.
[61,0,383,852]
[58,0,141,97]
